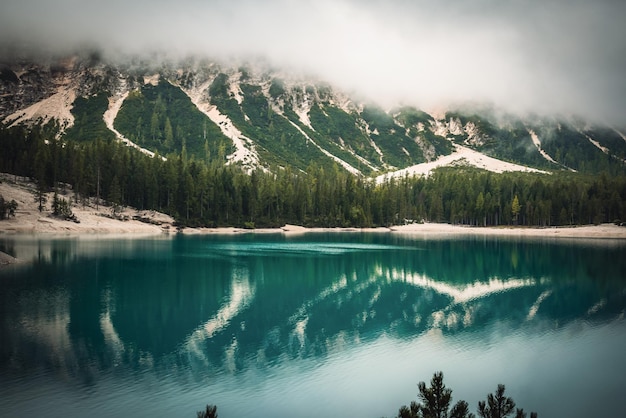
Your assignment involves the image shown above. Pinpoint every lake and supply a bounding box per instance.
[1,233,625,417]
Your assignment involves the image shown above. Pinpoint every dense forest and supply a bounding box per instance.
[1,124,625,228]
[113,81,233,160]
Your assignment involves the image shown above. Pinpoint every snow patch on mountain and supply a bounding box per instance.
[360,120,386,167]
[581,130,609,154]
[277,84,314,129]
[287,120,361,175]
[432,118,465,138]
[581,129,626,163]
[103,89,161,159]
[295,107,313,130]
[179,78,260,171]
[432,120,447,138]
[208,106,260,170]
[228,72,244,105]
[415,135,437,162]
[448,118,464,136]
[353,153,379,173]
[464,122,486,146]
[613,128,626,143]
[376,144,547,183]
[527,129,558,164]
[257,77,283,116]
[4,85,76,133]
[527,127,578,171]
[298,115,377,171]
[332,135,379,172]
[143,74,160,86]
[329,94,356,115]
[103,90,127,135]
[293,96,314,130]
[430,118,485,146]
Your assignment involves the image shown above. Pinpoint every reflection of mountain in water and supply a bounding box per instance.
[1,235,625,384]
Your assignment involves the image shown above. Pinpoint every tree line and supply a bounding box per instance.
[1,125,625,228]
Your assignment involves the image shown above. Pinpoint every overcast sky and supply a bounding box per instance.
[1,0,625,123]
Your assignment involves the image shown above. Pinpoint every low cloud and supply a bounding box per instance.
[2,0,625,124]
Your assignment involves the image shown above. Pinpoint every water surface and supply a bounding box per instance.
[1,233,625,417]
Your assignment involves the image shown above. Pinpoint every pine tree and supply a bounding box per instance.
[204,139,211,164]
[150,111,159,142]
[476,191,485,226]
[477,384,517,418]
[397,372,475,418]
[196,404,217,418]
[164,117,174,150]
[511,195,521,225]
[109,175,122,216]
[33,181,48,213]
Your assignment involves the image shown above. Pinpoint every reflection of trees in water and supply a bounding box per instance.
[184,237,626,375]
[1,236,625,385]
[0,239,235,384]
[109,257,234,356]
[176,238,626,377]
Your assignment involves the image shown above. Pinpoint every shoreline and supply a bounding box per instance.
[3,223,624,269]
[0,173,174,237]
[2,173,626,240]
[178,222,626,239]
[2,216,626,241]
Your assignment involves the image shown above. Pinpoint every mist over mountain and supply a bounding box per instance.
[2,0,625,125]
[1,50,626,178]
[0,51,622,178]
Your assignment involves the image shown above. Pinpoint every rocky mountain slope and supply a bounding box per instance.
[2,53,626,177]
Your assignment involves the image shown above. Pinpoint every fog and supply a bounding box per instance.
[1,0,625,123]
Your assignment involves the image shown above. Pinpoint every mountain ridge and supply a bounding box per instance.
[2,53,626,177]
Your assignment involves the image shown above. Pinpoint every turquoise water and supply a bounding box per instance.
[1,233,625,417]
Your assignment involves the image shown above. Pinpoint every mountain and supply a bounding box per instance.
[3,52,625,178]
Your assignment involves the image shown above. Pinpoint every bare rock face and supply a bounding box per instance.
[1,62,55,118]
[448,117,464,136]
[0,54,125,126]
[464,121,488,146]
[415,135,437,162]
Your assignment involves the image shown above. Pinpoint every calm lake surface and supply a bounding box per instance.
[1,233,625,418]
